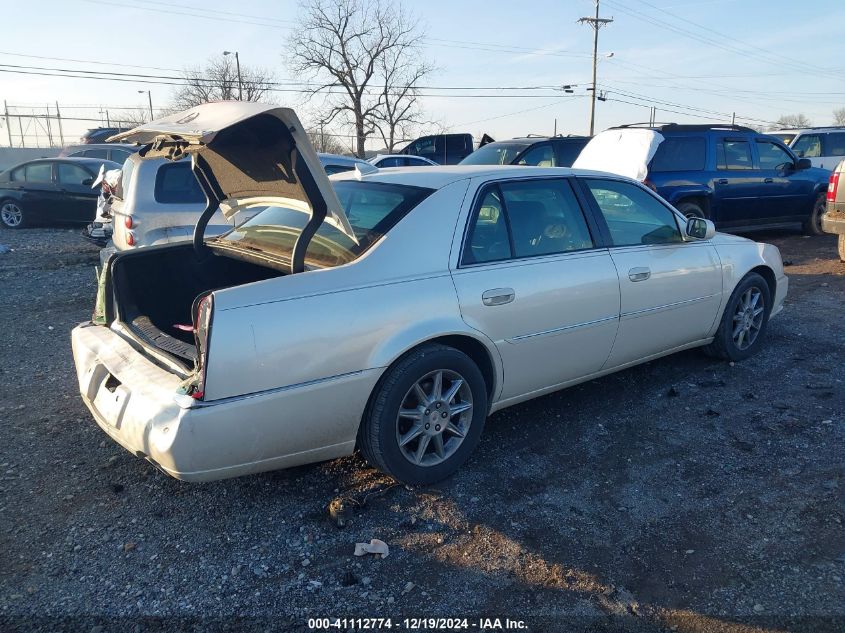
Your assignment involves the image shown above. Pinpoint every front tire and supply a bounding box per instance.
[803,194,826,236]
[704,272,772,362]
[677,200,706,219]
[0,200,25,229]
[359,344,488,485]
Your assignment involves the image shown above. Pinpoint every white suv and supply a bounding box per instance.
[775,127,845,171]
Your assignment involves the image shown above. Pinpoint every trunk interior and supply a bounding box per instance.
[111,243,283,368]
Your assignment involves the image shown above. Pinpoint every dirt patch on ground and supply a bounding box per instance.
[0,228,842,632]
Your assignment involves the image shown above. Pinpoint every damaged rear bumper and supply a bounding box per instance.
[71,323,378,481]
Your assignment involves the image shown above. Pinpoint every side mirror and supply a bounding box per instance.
[82,177,94,186]
[796,158,812,170]
[686,217,716,240]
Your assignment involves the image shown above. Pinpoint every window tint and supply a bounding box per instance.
[554,140,588,167]
[516,144,556,167]
[584,178,682,246]
[650,137,706,172]
[82,148,109,159]
[826,132,845,155]
[756,141,793,170]
[10,167,24,182]
[377,157,403,168]
[463,189,511,264]
[716,140,753,170]
[445,135,470,153]
[110,149,132,164]
[324,164,354,175]
[791,134,821,158]
[153,162,204,204]
[459,142,531,165]
[25,162,52,183]
[501,180,592,257]
[57,163,91,185]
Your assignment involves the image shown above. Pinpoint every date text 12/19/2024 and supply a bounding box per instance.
[307,618,529,630]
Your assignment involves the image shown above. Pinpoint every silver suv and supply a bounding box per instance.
[109,152,259,251]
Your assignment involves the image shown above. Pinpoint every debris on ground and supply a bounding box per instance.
[354,539,390,558]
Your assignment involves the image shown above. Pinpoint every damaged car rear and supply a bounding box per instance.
[71,101,430,482]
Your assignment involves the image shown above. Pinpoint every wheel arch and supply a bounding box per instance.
[749,264,776,298]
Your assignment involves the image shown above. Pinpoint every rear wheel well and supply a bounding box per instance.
[749,265,776,297]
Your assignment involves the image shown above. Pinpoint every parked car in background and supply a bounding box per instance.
[460,135,590,168]
[79,127,127,144]
[106,152,261,251]
[72,102,787,485]
[0,157,120,228]
[821,158,845,261]
[401,133,475,165]
[778,127,845,171]
[318,152,371,175]
[574,123,830,234]
[60,143,139,165]
[368,154,438,168]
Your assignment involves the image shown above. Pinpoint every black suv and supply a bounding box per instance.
[459,135,590,168]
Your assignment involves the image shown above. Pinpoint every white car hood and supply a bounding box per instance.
[573,128,664,182]
[108,102,355,240]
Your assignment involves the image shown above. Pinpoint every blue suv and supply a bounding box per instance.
[576,124,830,234]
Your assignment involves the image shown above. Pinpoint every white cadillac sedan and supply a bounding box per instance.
[72,102,788,485]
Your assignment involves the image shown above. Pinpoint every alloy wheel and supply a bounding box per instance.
[732,287,765,351]
[1,202,23,227]
[395,369,473,467]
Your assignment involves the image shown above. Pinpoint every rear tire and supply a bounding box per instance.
[0,200,25,229]
[358,344,488,485]
[803,194,826,236]
[677,200,706,219]
[838,234,845,263]
[703,272,772,362]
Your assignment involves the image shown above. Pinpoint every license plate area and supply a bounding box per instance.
[89,366,130,428]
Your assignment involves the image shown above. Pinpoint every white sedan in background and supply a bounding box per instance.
[368,154,438,168]
[71,102,788,485]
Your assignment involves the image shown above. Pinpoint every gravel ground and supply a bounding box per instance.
[0,227,843,633]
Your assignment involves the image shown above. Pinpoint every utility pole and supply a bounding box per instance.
[3,101,11,147]
[579,1,613,136]
[138,90,154,120]
[56,101,64,146]
[224,51,243,100]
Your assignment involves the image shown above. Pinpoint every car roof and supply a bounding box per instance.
[11,157,120,168]
[331,164,612,189]
[777,127,845,134]
[318,153,368,165]
[64,143,139,151]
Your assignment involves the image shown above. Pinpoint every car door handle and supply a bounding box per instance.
[763,177,774,183]
[482,288,515,306]
[628,267,651,282]
[716,178,729,185]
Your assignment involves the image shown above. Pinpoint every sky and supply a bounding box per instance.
[1,0,844,151]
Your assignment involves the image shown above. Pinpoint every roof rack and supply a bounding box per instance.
[613,122,757,133]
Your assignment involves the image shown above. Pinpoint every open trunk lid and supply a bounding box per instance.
[573,128,664,182]
[108,102,356,258]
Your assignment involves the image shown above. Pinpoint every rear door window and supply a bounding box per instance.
[153,162,205,204]
[826,132,845,155]
[792,134,822,158]
[462,188,511,265]
[25,162,53,183]
[716,139,753,170]
[583,178,682,246]
[650,137,706,172]
[554,140,588,167]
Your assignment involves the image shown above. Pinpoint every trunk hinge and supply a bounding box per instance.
[190,153,226,260]
[289,146,328,275]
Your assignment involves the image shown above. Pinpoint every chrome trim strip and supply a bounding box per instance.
[621,293,720,319]
[507,314,618,343]
[174,369,367,409]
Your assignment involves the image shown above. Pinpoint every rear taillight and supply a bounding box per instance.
[125,231,135,246]
[192,294,214,400]
[124,215,133,229]
[828,173,840,203]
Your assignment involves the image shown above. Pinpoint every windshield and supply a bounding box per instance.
[460,142,531,165]
[213,181,433,267]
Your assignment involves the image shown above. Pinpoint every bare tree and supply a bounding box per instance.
[307,127,348,154]
[834,108,845,126]
[287,0,429,158]
[774,113,812,129]
[172,56,275,109]
[369,45,433,153]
